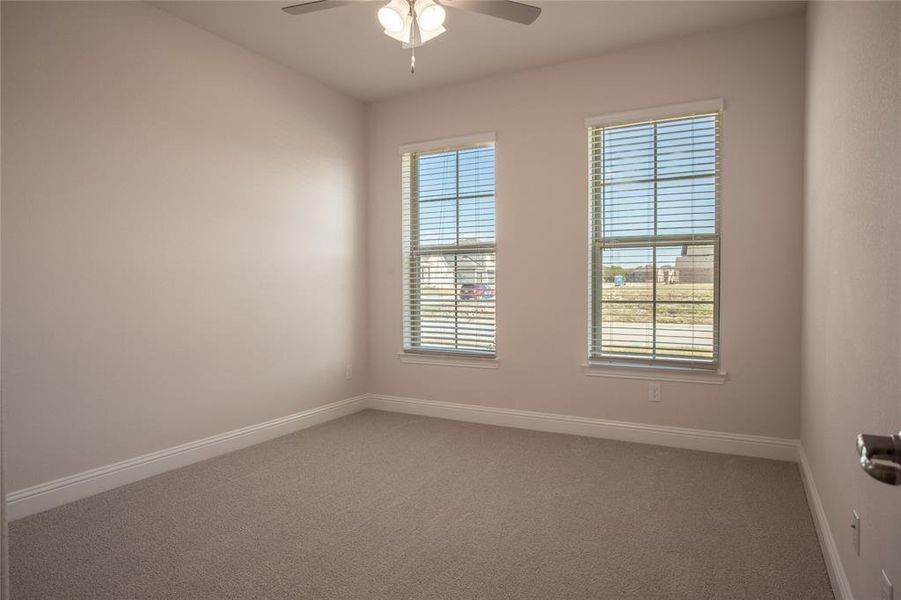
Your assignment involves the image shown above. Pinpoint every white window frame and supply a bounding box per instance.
[585,99,724,373]
[399,132,498,361]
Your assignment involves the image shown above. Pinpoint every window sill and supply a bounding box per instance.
[582,362,727,385]
[398,352,499,369]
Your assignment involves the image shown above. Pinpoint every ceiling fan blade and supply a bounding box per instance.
[441,0,541,25]
[282,1,355,16]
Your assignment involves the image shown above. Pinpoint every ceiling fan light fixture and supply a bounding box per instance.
[377,0,408,33]
[283,0,541,72]
[414,0,446,32]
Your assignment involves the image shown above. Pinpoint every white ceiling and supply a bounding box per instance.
[153,1,805,102]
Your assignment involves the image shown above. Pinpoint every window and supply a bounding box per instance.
[588,105,720,368]
[402,140,496,357]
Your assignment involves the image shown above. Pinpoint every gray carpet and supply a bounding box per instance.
[10,410,833,599]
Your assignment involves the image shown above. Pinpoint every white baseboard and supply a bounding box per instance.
[7,392,802,522]
[798,444,854,600]
[7,395,368,521]
[366,394,800,462]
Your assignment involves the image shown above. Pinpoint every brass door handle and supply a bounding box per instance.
[856,432,901,485]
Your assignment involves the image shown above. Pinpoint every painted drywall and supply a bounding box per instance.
[802,2,901,598]
[1,2,367,491]
[367,16,806,439]
[0,4,7,596]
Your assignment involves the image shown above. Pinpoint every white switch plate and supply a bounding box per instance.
[345,364,353,380]
[648,383,661,402]
[882,570,893,600]
[851,510,860,556]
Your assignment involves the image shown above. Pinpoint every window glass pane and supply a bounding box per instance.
[418,152,457,201]
[455,253,496,353]
[656,244,715,302]
[458,147,495,197]
[603,124,654,184]
[600,247,654,302]
[418,198,458,247]
[412,253,496,353]
[415,255,457,350]
[655,304,715,360]
[656,177,716,236]
[458,196,495,245]
[599,303,653,356]
[602,182,654,238]
[656,116,716,179]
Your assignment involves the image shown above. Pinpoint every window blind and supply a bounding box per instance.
[589,111,720,367]
[402,143,496,356]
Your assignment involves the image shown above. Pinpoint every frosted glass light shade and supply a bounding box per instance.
[378,0,409,33]
[415,0,446,31]
[384,16,413,43]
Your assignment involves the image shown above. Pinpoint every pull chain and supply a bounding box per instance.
[409,1,417,73]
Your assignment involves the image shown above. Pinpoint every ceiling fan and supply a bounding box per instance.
[282,0,541,73]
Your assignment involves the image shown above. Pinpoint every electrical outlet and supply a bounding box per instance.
[345,364,353,380]
[882,570,894,600]
[851,510,860,556]
[648,383,661,402]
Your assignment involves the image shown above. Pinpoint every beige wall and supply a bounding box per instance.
[802,2,901,598]
[0,4,6,596]
[368,16,806,438]
[1,2,368,491]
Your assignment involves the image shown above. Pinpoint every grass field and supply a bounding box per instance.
[601,282,713,324]
[410,283,714,357]
[601,282,713,302]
